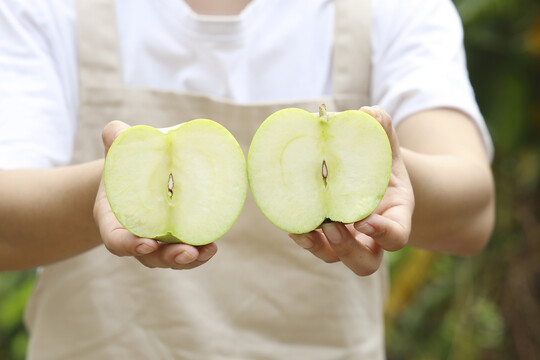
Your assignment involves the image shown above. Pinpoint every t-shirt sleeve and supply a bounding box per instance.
[371,0,494,159]
[0,1,77,169]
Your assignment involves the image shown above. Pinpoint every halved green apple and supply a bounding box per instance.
[104,119,247,246]
[247,105,392,234]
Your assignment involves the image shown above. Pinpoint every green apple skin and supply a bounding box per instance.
[104,119,247,246]
[247,107,392,234]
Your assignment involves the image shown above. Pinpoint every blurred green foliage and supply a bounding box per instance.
[0,271,34,360]
[387,0,540,359]
[1,0,539,359]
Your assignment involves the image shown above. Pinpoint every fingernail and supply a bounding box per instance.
[136,243,155,255]
[360,106,375,114]
[198,246,216,262]
[290,234,313,249]
[355,222,376,236]
[175,251,196,265]
[323,224,342,244]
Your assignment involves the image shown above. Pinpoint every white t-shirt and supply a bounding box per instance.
[0,0,493,169]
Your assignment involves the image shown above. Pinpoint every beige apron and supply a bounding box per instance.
[25,1,387,359]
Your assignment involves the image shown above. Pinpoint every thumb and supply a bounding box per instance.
[102,120,130,154]
[360,106,401,158]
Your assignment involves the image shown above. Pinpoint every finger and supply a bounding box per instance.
[138,243,199,269]
[137,242,218,270]
[289,230,340,263]
[322,222,384,276]
[360,105,392,134]
[196,242,219,262]
[102,120,130,153]
[103,227,160,257]
[354,212,410,252]
[360,106,401,158]
[136,245,197,269]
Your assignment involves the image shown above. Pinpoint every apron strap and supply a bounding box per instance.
[333,0,372,104]
[76,0,123,88]
[76,0,372,105]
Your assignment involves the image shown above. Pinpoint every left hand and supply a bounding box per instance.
[289,106,414,276]
[93,121,218,270]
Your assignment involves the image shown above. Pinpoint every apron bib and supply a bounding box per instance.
[25,1,387,359]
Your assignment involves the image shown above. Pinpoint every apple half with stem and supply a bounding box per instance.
[104,119,247,246]
[247,105,392,234]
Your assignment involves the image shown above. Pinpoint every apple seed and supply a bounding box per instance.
[322,160,328,186]
[168,173,174,198]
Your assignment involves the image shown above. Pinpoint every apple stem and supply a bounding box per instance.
[168,173,174,198]
[319,104,328,120]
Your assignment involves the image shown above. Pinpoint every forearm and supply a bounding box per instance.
[0,160,104,270]
[402,148,495,255]
[394,108,495,256]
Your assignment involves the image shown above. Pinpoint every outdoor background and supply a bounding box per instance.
[1,0,539,358]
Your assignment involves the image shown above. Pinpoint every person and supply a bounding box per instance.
[0,0,495,359]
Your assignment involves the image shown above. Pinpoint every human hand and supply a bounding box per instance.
[289,106,414,276]
[93,121,218,269]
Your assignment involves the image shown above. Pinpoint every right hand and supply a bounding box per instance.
[289,106,414,276]
[93,121,218,269]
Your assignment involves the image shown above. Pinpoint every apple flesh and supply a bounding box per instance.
[247,106,392,234]
[104,119,247,246]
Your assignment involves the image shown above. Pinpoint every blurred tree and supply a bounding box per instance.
[0,271,34,360]
[387,0,540,359]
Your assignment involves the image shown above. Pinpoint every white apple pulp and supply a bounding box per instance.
[247,108,392,234]
[104,120,247,245]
